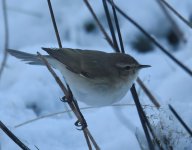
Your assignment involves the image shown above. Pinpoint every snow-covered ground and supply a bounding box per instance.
[0,0,192,149]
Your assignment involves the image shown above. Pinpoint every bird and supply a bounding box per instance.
[7,48,150,107]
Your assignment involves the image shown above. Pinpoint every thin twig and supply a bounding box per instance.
[102,0,120,52]
[160,0,192,28]
[8,6,42,18]
[85,128,100,150]
[111,0,125,53]
[46,0,72,119]
[169,104,192,137]
[15,104,157,128]
[83,131,92,150]
[47,0,62,48]
[0,120,30,150]
[15,110,72,128]
[107,0,192,77]
[37,53,69,96]
[83,0,115,49]
[131,85,154,150]
[156,0,185,42]
[0,0,9,79]
[137,78,160,108]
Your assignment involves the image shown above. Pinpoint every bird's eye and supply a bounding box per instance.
[116,63,132,70]
[124,66,131,70]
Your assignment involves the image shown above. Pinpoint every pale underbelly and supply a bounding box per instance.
[71,82,132,106]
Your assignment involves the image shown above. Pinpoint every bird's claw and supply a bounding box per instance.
[60,96,73,104]
[75,120,87,130]
[60,96,68,102]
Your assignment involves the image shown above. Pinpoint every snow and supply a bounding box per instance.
[0,0,192,149]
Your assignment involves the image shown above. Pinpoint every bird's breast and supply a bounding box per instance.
[66,75,134,107]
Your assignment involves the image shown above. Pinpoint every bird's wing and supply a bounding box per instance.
[42,48,107,79]
[42,48,114,79]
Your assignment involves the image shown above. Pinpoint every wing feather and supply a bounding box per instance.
[42,47,112,79]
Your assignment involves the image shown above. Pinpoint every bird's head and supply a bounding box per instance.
[111,53,151,78]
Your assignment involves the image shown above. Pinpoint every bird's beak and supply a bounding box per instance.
[136,65,151,69]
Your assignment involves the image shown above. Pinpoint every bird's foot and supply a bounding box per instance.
[60,95,72,103]
[60,96,68,102]
[75,119,87,130]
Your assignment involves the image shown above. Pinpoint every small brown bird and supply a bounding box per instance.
[8,48,150,106]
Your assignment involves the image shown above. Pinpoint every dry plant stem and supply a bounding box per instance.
[131,85,154,150]
[111,0,125,53]
[15,110,72,128]
[84,0,160,108]
[0,120,30,150]
[83,131,92,150]
[160,0,192,28]
[46,0,72,119]
[157,0,185,42]
[107,0,192,77]
[85,128,100,150]
[137,78,160,108]
[37,52,100,150]
[132,84,162,149]
[15,104,157,128]
[102,0,120,52]
[169,104,192,137]
[0,0,9,79]
[83,0,115,49]
[47,0,62,48]
[8,6,42,18]
[37,53,68,95]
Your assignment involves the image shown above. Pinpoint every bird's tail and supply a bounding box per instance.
[7,49,45,65]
